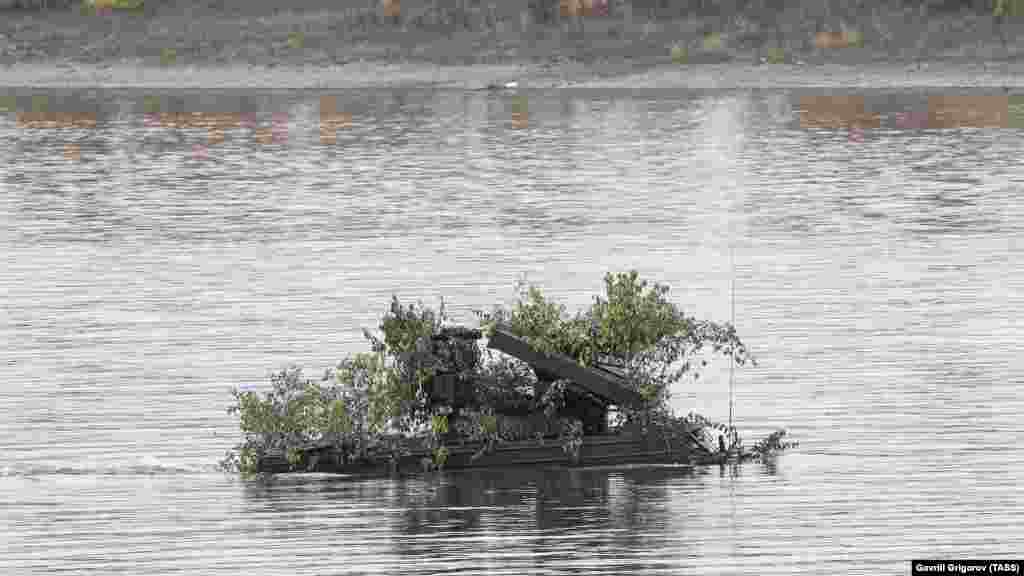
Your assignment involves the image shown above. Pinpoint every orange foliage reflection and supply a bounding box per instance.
[63,143,81,161]
[799,95,880,130]
[17,112,97,129]
[927,95,1009,129]
[319,96,353,145]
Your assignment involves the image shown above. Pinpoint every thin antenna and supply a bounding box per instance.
[729,245,735,431]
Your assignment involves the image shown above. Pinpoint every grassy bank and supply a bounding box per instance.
[0,0,1021,70]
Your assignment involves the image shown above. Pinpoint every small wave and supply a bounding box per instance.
[0,456,220,478]
[792,450,900,459]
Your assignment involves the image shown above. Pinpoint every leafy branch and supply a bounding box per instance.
[477,270,755,408]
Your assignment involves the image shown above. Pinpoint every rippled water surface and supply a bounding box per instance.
[2,85,1022,575]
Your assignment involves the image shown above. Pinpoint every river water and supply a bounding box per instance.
[2,85,1022,574]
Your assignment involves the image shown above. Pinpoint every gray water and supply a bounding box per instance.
[2,86,1022,575]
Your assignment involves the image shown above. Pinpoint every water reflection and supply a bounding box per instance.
[229,461,793,574]
[233,466,734,573]
[4,87,1020,247]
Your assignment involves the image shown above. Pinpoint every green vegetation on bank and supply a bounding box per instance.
[219,271,777,477]
[79,0,144,13]
[765,46,786,64]
[995,0,1024,16]
[159,47,176,65]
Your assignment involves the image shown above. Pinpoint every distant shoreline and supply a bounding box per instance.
[0,0,1022,89]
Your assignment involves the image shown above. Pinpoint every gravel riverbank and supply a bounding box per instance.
[1,0,1022,89]
[3,59,1023,89]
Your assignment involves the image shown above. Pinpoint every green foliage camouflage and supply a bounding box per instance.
[221,270,789,476]
[476,270,755,407]
[220,365,354,477]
